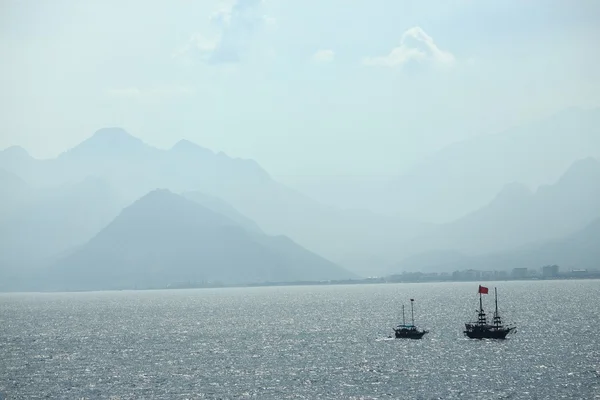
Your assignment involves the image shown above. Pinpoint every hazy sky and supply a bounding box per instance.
[1,0,599,184]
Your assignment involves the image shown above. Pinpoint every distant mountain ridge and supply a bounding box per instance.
[47,190,352,291]
[0,128,269,191]
[0,176,122,270]
[2,109,599,283]
[0,127,428,277]
[397,157,600,260]
[383,107,600,223]
[182,191,263,234]
[0,168,31,219]
[393,217,600,273]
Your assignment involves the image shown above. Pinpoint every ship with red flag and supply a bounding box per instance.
[464,285,516,339]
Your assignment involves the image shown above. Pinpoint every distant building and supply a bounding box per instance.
[512,267,528,279]
[451,269,481,280]
[570,269,588,277]
[542,265,560,277]
[481,271,495,279]
[497,270,509,279]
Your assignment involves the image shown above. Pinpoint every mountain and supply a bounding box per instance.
[59,127,155,161]
[383,107,600,223]
[397,157,600,261]
[182,191,263,234]
[47,190,353,291]
[197,176,432,276]
[0,147,42,188]
[511,217,600,270]
[0,128,429,276]
[0,177,122,272]
[394,217,600,273]
[0,167,28,191]
[0,168,31,220]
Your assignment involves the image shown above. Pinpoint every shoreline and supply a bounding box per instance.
[2,274,599,294]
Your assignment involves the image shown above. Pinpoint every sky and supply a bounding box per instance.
[1,0,599,190]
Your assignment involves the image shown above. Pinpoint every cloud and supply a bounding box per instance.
[363,27,455,68]
[172,33,218,62]
[175,0,274,65]
[105,86,195,100]
[311,49,335,64]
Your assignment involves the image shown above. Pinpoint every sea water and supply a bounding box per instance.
[1,280,599,399]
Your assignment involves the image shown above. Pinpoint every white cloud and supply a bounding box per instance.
[311,49,335,64]
[176,0,274,65]
[172,33,219,62]
[363,26,455,68]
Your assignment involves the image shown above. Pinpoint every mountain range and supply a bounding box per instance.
[382,107,600,223]
[393,216,600,274]
[0,168,31,220]
[394,157,600,261]
[0,176,122,270]
[1,107,599,290]
[0,127,428,277]
[43,190,351,291]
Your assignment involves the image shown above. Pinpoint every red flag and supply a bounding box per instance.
[478,285,489,294]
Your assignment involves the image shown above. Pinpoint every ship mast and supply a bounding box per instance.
[495,287,498,316]
[493,287,502,327]
[410,299,415,326]
[402,304,406,326]
[478,290,487,325]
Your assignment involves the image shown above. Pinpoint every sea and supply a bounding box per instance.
[1,280,599,399]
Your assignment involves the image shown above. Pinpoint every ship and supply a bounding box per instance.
[464,285,516,339]
[394,299,429,339]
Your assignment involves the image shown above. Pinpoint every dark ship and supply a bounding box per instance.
[394,299,429,339]
[464,285,516,339]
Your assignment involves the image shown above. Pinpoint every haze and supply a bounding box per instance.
[1,0,600,290]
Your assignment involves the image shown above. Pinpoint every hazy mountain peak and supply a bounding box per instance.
[170,139,214,156]
[46,188,351,290]
[92,127,136,139]
[109,188,241,233]
[384,107,600,222]
[495,182,532,200]
[59,127,149,160]
[88,127,144,147]
[2,145,30,157]
[126,189,231,222]
[559,157,599,177]
[136,188,178,204]
[1,146,32,165]
[183,190,263,234]
[548,157,600,191]
[0,167,28,187]
[0,147,35,180]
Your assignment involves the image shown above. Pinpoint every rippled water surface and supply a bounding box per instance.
[1,280,599,399]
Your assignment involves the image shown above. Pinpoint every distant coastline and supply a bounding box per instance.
[63,272,600,292]
[2,273,599,294]
[167,272,600,290]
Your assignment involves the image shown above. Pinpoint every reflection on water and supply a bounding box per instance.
[1,280,599,399]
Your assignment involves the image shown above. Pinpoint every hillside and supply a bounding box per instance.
[182,191,263,234]
[0,128,429,276]
[393,217,600,273]
[399,157,600,259]
[3,113,598,278]
[383,107,600,222]
[47,190,353,291]
[0,168,31,220]
[0,177,122,270]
